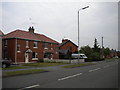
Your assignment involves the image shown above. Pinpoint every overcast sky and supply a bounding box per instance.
[0,1,119,50]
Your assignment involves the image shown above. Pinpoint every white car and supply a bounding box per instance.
[72,53,87,59]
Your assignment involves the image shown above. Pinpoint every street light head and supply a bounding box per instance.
[82,6,89,10]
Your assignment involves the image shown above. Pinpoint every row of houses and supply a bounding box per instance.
[0,27,78,64]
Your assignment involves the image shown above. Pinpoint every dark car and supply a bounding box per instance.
[0,60,11,68]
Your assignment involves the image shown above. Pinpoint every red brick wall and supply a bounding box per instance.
[3,39,16,62]
[42,43,59,59]
[52,44,59,59]
[3,38,59,63]
[60,41,78,53]
[16,39,44,63]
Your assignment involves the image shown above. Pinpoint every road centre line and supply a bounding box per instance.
[89,68,101,72]
[58,73,83,81]
[18,84,39,90]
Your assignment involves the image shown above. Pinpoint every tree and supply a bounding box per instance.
[89,52,101,61]
[93,38,100,52]
[103,48,111,57]
[80,45,93,58]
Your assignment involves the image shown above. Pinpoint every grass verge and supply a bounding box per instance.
[3,69,48,77]
[62,63,94,68]
[2,66,29,70]
[22,63,66,67]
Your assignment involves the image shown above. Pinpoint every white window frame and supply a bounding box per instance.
[44,43,48,49]
[33,41,38,48]
[4,40,8,47]
[26,41,29,48]
[17,44,21,52]
[32,52,38,60]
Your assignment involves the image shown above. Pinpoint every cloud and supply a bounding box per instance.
[1,2,118,50]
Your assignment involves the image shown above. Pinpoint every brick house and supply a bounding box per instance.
[2,27,59,63]
[0,30,4,60]
[59,39,78,59]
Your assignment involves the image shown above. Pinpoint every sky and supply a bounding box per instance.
[0,0,119,50]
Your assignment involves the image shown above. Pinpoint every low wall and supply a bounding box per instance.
[43,59,85,63]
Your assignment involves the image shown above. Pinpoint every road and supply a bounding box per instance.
[2,60,118,89]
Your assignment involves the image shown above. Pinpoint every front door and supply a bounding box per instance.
[25,53,29,63]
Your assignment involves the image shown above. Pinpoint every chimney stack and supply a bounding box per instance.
[28,26,34,33]
[62,39,69,43]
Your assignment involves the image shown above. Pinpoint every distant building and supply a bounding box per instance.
[2,27,59,63]
[0,30,4,60]
[59,39,78,59]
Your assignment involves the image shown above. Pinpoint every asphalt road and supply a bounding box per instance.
[2,60,118,89]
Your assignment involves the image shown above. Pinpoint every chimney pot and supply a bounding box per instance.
[28,26,34,33]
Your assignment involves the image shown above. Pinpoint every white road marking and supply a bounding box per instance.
[89,68,101,72]
[18,84,39,90]
[58,73,82,81]
[103,65,109,68]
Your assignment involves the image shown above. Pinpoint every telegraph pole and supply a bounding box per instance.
[102,37,104,58]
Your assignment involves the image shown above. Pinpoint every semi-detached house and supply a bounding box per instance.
[2,27,59,64]
[0,30,4,60]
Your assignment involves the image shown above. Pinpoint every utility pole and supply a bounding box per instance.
[102,37,103,48]
[102,37,104,58]
[77,6,89,64]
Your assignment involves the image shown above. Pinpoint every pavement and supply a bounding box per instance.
[2,60,102,72]
[2,59,118,89]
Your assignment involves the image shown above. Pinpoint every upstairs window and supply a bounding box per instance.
[17,44,20,52]
[44,43,48,49]
[26,41,29,48]
[4,40,8,47]
[51,43,53,50]
[33,41,38,48]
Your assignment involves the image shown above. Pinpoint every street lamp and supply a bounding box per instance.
[78,6,89,64]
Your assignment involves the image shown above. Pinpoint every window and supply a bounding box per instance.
[26,41,29,48]
[17,44,20,52]
[51,43,53,50]
[32,52,38,59]
[51,43,53,46]
[33,41,38,48]
[4,40,8,46]
[44,43,48,49]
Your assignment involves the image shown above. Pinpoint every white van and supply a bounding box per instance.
[72,53,87,59]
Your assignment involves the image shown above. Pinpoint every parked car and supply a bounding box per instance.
[0,59,11,68]
[72,53,87,59]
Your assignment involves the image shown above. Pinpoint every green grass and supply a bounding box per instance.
[2,66,29,70]
[3,69,48,77]
[22,62,66,67]
[62,63,94,68]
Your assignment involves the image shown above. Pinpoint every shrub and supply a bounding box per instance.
[38,59,44,63]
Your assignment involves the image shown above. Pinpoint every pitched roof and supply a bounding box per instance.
[2,30,58,44]
[0,30,4,36]
[59,40,78,47]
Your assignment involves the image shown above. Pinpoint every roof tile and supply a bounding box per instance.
[2,30,58,43]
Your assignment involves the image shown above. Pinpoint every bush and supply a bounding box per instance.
[90,52,100,60]
[38,59,44,63]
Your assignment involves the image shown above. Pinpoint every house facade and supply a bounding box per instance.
[0,30,4,60]
[2,27,59,63]
[59,39,78,59]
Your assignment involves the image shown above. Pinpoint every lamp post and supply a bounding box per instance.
[78,6,89,64]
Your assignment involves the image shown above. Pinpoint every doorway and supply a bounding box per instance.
[25,53,29,63]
